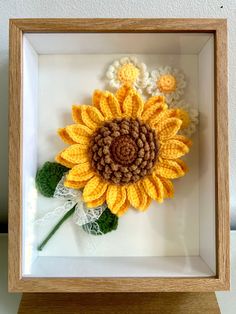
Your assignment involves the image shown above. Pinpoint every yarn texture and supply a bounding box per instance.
[55,86,192,216]
[35,59,197,246]
[90,117,158,185]
[169,100,199,137]
[147,66,186,103]
[106,56,149,93]
[83,207,118,235]
[36,162,69,197]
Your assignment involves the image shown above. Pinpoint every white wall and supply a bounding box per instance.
[0,0,235,224]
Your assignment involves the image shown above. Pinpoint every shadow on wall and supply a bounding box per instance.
[231,208,236,230]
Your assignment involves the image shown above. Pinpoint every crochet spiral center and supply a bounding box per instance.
[90,118,158,185]
[157,74,177,93]
[110,135,137,165]
[117,63,140,85]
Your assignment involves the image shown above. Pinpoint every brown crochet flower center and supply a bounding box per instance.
[110,135,138,165]
[90,118,158,185]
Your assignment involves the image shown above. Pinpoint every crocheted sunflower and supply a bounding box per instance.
[55,86,191,217]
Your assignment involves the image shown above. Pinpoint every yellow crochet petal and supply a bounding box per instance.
[139,196,152,211]
[159,177,174,198]
[172,135,192,148]
[93,90,122,119]
[61,144,89,164]
[177,109,191,129]
[150,108,177,129]
[106,185,118,210]
[105,92,122,117]
[142,175,164,203]
[137,183,152,211]
[81,107,98,130]
[86,193,106,208]
[115,85,132,105]
[64,179,87,189]
[162,108,181,120]
[99,94,113,119]
[67,163,95,182]
[152,108,189,128]
[66,124,92,144]
[58,128,76,145]
[154,159,186,179]
[67,123,93,137]
[92,89,103,109]
[153,108,190,130]
[116,200,130,217]
[127,183,143,209]
[106,185,127,214]
[99,92,122,119]
[156,118,182,141]
[72,105,85,124]
[142,96,167,123]
[86,106,104,125]
[122,89,144,118]
[175,158,188,173]
[83,176,108,203]
[159,139,189,159]
[152,174,164,202]
[161,108,179,119]
[73,105,104,130]
[55,151,76,169]
[143,95,166,111]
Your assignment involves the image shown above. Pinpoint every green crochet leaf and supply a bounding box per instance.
[36,162,69,197]
[83,207,118,235]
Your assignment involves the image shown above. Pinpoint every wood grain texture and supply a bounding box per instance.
[8,20,23,292]
[214,20,230,291]
[9,18,226,33]
[18,292,220,314]
[8,18,229,293]
[7,277,230,293]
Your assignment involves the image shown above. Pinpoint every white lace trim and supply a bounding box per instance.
[35,175,106,236]
[35,199,77,226]
[53,175,81,200]
[83,221,103,236]
[73,202,106,226]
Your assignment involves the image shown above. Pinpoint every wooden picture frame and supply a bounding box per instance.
[8,18,229,293]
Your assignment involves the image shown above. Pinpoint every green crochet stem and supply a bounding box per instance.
[37,205,76,251]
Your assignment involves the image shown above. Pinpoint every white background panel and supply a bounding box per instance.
[36,53,199,257]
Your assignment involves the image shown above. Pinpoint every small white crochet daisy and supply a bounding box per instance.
[106,56,149,93]
[169,100,199,137]
[147,66,186,102]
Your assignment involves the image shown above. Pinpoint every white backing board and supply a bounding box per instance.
[36,54,199,257]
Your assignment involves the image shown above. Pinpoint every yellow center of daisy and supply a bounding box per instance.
[117,63,140,85]
[90,118,158,185]
[157,74,177,93]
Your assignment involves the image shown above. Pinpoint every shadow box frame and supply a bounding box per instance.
[8,18,229,293]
